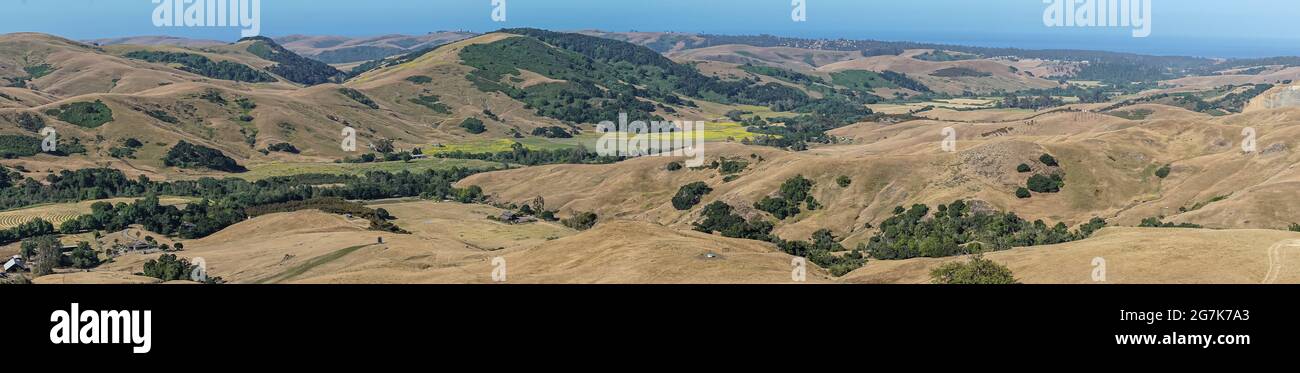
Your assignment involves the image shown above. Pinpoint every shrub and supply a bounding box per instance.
[1016,163,1032,173]
[371,138,395,154]
[1039,153,1059,167]
[671,182,713,210]
[754,175,817,220]
[266,142,300,154]
[1015,187,1032,199]
[124,51,276,83]
[864,200,1096,260]
[693,202,773,241]
[779,175,814,202]
[811,229,846,252]
[69,241,100,269]
[718,158,748,175]
[665,161,683,171]
[0,135,43,158]
[1027,174,1063,193]
[47,100,114,128]
[109,146,138,159]
[236,98,257,111]
[406,75,433,84]
[929,67,991,77]
[7,219,55,247]
[836,175,852,187]
[144,109,178,124]
[1077,218,1108,238]
[452,185,485,203]
[199,89,227,105]
[163,141,247,172]
[755,196,800,220]
[562,212,598,231]
[1155,164,1172,179]
[338,88,379,109]
[1139,217,1203,229]
[930,255,1019,284]
[142,254,196,281]
[0,274,31,285]
[15,112,44,132]
[776,231,867,277]
[460,117,486,134]
[0,134,83,158]
[243,37,343,85]
[409,95,451,114]
[531,126,573,138]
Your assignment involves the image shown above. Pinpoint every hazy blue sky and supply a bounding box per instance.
[2,0,1297,58]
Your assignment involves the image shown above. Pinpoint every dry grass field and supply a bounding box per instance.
[5,29,1300,285]
[91,201,828,284]
[841,228,1300,284]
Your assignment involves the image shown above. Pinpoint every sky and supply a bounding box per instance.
[1,0,1298,58]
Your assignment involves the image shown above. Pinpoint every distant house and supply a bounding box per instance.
[108,239,154,257]
[498,211,537,225]
[4,255,26,273]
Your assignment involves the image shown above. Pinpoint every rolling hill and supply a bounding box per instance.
[4,28,1300,284]
[0,32,583,180]
[275,32,478,64]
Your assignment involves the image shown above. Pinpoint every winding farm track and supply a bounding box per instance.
[1263,239,1300,284]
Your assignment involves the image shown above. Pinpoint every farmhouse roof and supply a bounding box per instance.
[4,256,26,272]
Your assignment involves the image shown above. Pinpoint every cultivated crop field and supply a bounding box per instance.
[0,197,196,229]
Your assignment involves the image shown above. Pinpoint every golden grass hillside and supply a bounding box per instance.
[275,32,476,63]
[460,106,1300,248]
[32,272,162,285]
[0,32,596,179]
[666,44,861,71]
[841,227,1300,284]
[816,50,1059,94]
[6,30,1300,285]
[494,219,832,284]
[90,201,823,284]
